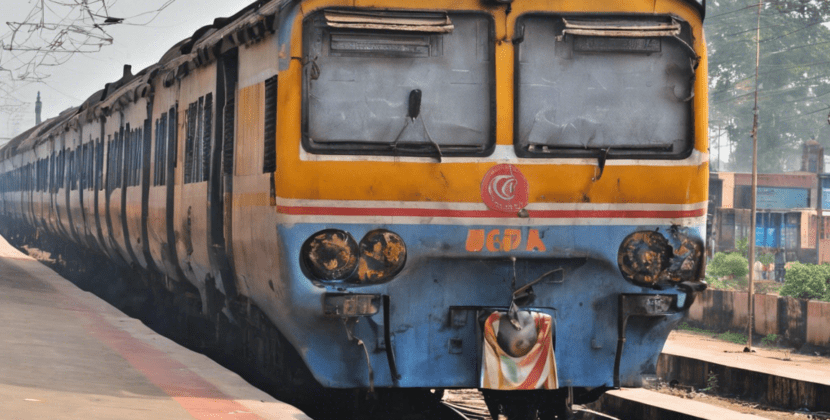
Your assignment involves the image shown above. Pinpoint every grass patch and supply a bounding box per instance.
[717,331,748,345]
[677,323,749,345]
[677,322,710,334]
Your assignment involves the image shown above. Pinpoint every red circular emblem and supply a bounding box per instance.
[481,164,529,213]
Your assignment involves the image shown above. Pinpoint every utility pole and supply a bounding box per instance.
[747,0,762,352]
[716,125,722,172]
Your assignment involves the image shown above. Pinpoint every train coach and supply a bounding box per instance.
[0,0,708,418]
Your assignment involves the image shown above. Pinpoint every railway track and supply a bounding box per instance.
[441,390,620,420]
[441,385,822,420]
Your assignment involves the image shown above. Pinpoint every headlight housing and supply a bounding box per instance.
[301,229,407,284]
[618,228,703,289]
[357,229,407,284]
[301,229,359,280]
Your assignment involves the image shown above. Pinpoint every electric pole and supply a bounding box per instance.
[747,0,762,352]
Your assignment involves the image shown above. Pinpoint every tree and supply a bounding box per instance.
[779,262,830,300]
[706,0,830,172]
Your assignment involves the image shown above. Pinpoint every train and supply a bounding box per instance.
[0,0,709,418]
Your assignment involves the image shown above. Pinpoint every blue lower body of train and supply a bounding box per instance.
[273,222,700,389]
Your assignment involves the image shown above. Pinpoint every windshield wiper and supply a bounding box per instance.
[390,89,443,162]
[527,143,673,181]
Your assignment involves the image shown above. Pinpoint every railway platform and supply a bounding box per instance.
[0,235,310,420]
[660,330,830,412]
[588,330,830,419]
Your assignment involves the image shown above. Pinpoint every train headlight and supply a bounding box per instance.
[618,228,704,289]
[357,230,407,284]
[302,230,359,280]
[618,231,671,287]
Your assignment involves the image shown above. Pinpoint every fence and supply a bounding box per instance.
[685,289,830,348]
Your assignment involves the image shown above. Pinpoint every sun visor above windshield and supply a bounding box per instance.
[558,18,681,40]
[323,10,454,33]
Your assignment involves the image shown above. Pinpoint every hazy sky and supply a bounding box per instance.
[0,0,254,142]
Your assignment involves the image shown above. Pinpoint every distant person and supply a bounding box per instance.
[774,250,786,283]
[753,260,763,283]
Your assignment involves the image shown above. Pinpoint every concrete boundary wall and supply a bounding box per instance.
[685,290,830,348]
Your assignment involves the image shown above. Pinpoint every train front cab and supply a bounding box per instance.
[259,0,710,404]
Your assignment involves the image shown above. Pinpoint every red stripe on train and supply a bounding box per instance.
[276,206,706,219]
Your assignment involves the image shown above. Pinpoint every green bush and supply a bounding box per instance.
[761,333,779,347]
[708,252,749,280]
[735,238,749,257]
[757,252,774,266]
[705,274,730,290]
[779,262,830,301]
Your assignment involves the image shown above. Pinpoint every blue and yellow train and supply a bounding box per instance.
[0,0,708,417]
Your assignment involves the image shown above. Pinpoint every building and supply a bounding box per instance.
[709,141,829,263]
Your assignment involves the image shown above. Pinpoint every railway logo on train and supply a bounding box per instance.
[482,164,529,213]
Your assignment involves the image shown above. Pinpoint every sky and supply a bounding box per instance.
[0,0,255,144]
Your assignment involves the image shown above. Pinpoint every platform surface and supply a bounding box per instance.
[604,388,768,420]
[664,330,830,386]
[0,235,311,420]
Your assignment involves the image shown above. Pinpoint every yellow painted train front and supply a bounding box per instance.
[0,0,708,417]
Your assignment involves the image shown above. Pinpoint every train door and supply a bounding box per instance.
[146,91,186,282]
[122,98,151,270]
[173,62,216,304]
[229,35,281,315]
[105,118,134,263]
[54,139,71,241]
[206,48,240,303]
[92,134,107,253]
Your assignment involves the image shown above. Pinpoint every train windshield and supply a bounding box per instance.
[302,11,494,157]
[515,16,696,159]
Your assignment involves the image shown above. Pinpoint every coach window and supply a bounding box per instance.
[514,15,695,159]
[263,75,277,173]
[96,138,104,190]
[69,149,77,191]
[154,114,168,186]
[184,94,212,184]
[302,10,495,157]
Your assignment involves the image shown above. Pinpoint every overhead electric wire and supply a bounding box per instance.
[0,0,179,86]
[774,105,830,123]
[705,2,768,20]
